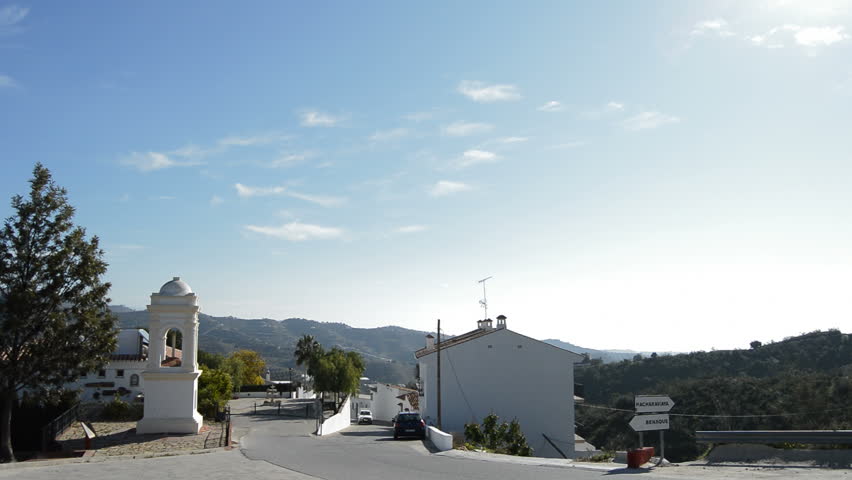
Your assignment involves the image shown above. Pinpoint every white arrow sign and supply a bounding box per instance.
[635,395,675,413]
[629,414,670,432]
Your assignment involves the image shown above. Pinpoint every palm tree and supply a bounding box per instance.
[294,334,323,376]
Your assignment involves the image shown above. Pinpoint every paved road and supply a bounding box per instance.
[1,399,848,479]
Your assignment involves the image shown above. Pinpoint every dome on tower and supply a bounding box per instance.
[158,277,193,296]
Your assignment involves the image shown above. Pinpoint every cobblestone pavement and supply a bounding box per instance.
[56,419,226,456]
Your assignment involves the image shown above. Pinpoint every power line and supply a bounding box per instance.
[577,402,852,419]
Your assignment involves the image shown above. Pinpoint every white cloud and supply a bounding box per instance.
[794,26,849,46]
[430,180,472,197]
[120,152,202,172]
[395,225,428,234]
[457,149,499,168]
[300,110,343,127]
[219,132,289,147]
[210,195,224,206]
[622,111,681,131]
[457,80,521,102]
[442,121,494,137]
[0,74,16,88]
[0,5,28,34]
[286,191,346,207]
[235,183,286,197]
[537,101,563,112]
[605,101,624,111]
[496,136,529,144]
[245,222,343,241]
[369,128,409,142]
[691,18,735,37]
[265,153,310,168]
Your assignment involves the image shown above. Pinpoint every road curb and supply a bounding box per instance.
[433,449,625,472]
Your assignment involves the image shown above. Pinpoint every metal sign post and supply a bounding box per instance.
[630,395,673,467]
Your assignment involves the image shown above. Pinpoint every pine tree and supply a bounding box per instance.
[0,164,117,462]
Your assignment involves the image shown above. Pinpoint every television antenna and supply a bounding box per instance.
[477,276,492,320]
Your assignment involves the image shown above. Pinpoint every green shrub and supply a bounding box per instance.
[463,413,533,456]
[100,397,141,421]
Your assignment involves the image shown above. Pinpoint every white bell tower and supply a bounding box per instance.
[136,277,203,434]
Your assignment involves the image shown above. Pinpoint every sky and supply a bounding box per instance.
[2,1,852,353]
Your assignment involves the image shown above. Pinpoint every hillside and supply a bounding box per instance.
[112,307,653,385]
[543,338,669,363]
[575,329,852,462]
[113,309,427,384]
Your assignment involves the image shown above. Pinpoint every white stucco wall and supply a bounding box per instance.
[116,329,147,355]
[418,327,583,459]
[426,426,453,451]
[317,395,352,436]
[371,383,415,422]
[66,359,146,402]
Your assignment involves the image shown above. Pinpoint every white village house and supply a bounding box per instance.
[64,328,152,403]
[415,315,584,459]
[352,382,419,422]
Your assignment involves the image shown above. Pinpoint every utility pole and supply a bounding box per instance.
[436,318,442,430]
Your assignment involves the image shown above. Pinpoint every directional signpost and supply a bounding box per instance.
[635,395,675,414]
[630,395,675,466]
[629,413,670,432]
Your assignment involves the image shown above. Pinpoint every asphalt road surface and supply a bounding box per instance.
[1,400,846,480]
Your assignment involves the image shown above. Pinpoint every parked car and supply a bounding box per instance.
[357,409,373,425]
[393,412,426,439]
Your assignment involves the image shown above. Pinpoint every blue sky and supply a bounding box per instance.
[2,1,852,352]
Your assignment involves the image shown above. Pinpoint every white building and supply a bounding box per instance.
[415,315,584,459]
[136,277,203,434]
[65,329,149,403]
[369,383,419,422]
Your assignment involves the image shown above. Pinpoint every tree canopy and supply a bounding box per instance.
[0,164,117,462]
[230,349,266,386]
[293,336,364,413]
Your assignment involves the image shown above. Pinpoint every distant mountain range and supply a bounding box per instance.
[109,305,667,384]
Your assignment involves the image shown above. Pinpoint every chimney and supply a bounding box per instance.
[477,319,493,330]
[496,315,507,329]
[425,334,435,349]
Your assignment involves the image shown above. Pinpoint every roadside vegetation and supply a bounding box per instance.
[197,348,266,418]
[575,329,852,462]
[463,413,533,456]
[294,335,365,413]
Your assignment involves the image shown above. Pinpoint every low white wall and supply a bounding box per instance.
[317,395,352,436]
[426,426,453,451]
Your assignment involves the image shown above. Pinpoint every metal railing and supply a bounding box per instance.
[696,430,852,445]
[41,403,80,452]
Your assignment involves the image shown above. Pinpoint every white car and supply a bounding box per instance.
[358,409,373,425]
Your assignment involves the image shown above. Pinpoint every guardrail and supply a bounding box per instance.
[696,430,852,445]
[41,403,80,452]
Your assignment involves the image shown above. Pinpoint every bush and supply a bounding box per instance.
[463,413,533,456]
[101,397,141,421]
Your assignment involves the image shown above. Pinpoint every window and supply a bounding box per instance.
[80,371,87,378]
[98,369,106,378]
[130,374,139,386]
[116,369,125,378]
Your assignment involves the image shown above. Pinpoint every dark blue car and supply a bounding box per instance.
[393,412,426,440]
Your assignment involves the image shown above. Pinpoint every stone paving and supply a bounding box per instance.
[56,418,227,456]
